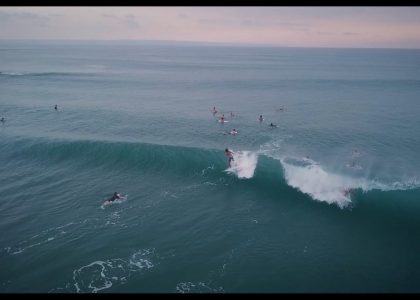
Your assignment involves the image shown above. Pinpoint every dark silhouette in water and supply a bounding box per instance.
[107,192,122,202]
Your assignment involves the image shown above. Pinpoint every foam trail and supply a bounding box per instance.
[226,151,258,179]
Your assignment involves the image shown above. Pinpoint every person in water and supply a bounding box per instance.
[54,104,58,111]
[259,115,263,122]
[270,123,277,128]
[220,114,225,123]
[230,128,238,135]
[225,148,235,168]
[108,192,122,202]
[212,106,217,114]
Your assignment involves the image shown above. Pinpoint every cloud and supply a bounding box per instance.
[101,13,117,19]
[198,18,229,24]
[122,14,140,29]
[240,20,264,27]
[343,32,360,36]
[0,10,50,28]
[0,11,50,22]
[100,13,140,29]
[275,22,309,30]
[317,31,334,35]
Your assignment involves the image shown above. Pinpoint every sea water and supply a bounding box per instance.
[1,40,420,292]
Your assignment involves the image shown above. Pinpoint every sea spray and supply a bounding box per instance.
[225,151,258,179]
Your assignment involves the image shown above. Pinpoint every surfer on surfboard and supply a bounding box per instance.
[225,148,235,168]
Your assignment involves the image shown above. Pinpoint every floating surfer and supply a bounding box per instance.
[223,129,238,136]
[107,192,122,202]
[102,192,126,207]
[219,114,227,123]
[228,128,238,135]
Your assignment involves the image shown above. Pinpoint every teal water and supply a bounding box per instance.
[1,40,420,293]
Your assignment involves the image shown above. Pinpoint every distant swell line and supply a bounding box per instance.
[0,71,94,77]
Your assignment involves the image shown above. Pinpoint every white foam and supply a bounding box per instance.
[128,249,155,270]
[281,157,361,208]
[175,281,224,293]
[260,141,420,208]
[225,151,258,179]
[73,260,115,293]
[72,249,155,293]
[280,156,420,208]
[366,177,420,191]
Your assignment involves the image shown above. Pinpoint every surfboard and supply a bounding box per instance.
[218,120,229,123]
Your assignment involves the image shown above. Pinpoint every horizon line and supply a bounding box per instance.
[0,38,419,50]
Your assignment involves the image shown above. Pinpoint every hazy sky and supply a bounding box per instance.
[1,6,420,48]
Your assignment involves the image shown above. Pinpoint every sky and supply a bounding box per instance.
[1,6,420,48]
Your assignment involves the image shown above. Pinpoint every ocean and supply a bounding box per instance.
[1,40,420,293]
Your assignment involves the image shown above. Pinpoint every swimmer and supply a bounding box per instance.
[54,104,58,111]
[270,123,277,128]
[220,114,225,123]
[212,106,217,114]
[259,115,264,122]
[224,148,235,168]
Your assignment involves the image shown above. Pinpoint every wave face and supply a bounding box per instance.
[3,136,419,210]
